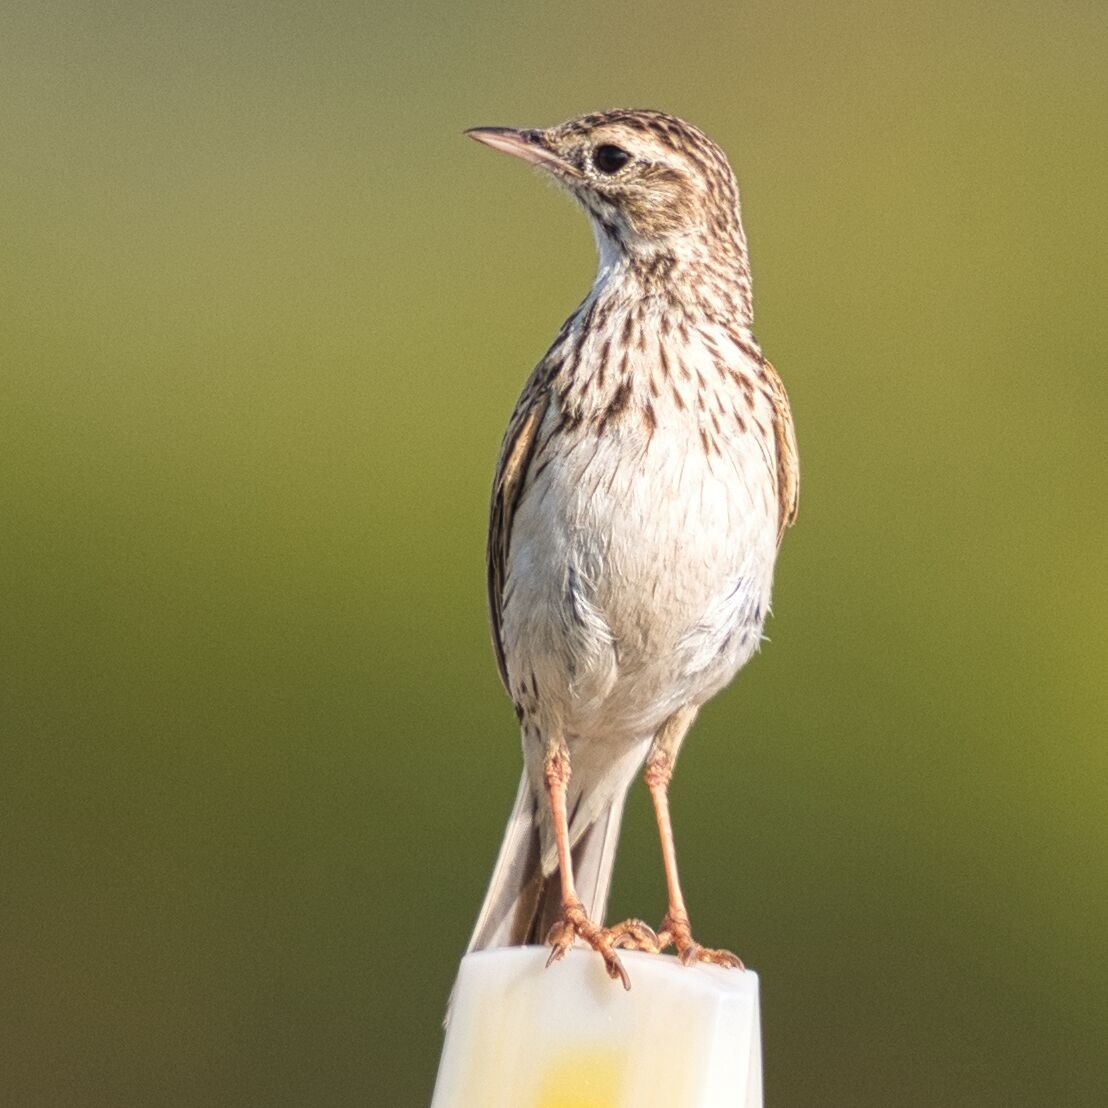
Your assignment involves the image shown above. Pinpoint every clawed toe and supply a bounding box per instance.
[544,901,631,989]
[544,918,575,967]
[675,941,744,969]
[606,918,661,952]
[658,912,744,969]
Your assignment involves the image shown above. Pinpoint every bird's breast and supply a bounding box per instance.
[500,338,780,739]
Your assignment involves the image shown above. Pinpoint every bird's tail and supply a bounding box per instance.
[466,771,626,951]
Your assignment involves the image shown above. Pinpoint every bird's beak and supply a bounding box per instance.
[465,127,574,175]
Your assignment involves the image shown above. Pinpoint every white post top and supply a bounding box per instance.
[433,946,762,1108]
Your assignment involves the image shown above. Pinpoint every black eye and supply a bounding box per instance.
[593,144,631,174]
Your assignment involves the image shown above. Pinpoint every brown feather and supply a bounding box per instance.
[487,385,551,690]
[762,358,800,543]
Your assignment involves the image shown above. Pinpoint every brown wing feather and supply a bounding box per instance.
[487,384,551,691]
[762,359,799,544]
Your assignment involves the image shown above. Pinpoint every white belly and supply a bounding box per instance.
[500,401,779,745]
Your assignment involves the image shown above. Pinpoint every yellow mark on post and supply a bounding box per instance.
[535,1047,626,1108]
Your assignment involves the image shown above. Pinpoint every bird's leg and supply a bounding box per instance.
[542,741,634,989]
[646,708,744,969]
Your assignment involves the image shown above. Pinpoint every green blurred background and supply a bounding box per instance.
[3,1,1105,1104]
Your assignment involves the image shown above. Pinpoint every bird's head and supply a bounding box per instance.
[466,109,747,271]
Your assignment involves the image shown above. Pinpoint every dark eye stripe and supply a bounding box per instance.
[593,145,631,174]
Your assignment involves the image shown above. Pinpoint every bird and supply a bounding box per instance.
[464,109,799,989]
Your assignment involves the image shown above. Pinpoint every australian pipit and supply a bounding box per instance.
[465,110,799,988]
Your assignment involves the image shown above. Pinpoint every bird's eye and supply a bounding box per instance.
[593,144,631,174]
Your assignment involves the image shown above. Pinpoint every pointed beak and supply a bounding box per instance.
[465,127,574,175]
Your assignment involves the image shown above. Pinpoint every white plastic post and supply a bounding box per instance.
[433,946,762,1107]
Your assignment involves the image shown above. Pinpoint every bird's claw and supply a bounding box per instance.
[545,900,632,989]
[656,911,744,969]
[607,918,661,952]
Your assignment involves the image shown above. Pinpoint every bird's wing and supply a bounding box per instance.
[487,380,552,691]
[763,359,799,544]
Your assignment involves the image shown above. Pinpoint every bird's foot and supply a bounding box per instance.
[656,910,744,969]
[606,917,662,952]
[545,899,635,989]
